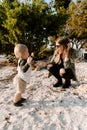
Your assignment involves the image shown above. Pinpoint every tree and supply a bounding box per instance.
[0,0,69,57]
[65,0,87,39]
[0,2,8,52]
[55,0,71,10]
[2,0,30,44]
[0,5,6,38]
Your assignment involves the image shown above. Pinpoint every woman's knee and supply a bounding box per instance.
[62,68,74,79]
[59,68,65,76]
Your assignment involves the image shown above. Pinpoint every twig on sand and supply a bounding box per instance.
[47,85,66,93]
[0,72,17,82]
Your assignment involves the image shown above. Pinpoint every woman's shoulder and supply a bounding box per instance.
[69,48,77,59]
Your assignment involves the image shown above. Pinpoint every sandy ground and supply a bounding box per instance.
[0,55,87,130]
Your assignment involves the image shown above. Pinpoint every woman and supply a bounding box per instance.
[47,37,77,88]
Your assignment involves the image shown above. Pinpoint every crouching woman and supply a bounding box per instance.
[47,37,77,88]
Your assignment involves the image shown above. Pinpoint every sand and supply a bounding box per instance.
[0,55,87,130]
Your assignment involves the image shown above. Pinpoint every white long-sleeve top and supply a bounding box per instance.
[17,58,32,83]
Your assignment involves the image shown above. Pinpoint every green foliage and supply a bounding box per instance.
[55,0,71,10]
[2,0,31,44]
[66,0,87,39]
[0,0,70,56]
[38,44,54,58]
[0,4,7,41]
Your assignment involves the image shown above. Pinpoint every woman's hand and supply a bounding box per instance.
[47,63,53,70]
[62,44,71,59]
[59,68,65,76]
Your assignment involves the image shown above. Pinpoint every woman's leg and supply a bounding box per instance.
[62,68,74,88]
[48,64,63,87]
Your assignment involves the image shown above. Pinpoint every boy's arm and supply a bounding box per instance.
[18,59,30,73]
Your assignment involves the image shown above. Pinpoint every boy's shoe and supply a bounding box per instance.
[14,101,23,107]
[20,98,27,103]
[63,80,71,88]
[53,81,62,87]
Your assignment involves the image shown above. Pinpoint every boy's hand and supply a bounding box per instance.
[27,56,32,64]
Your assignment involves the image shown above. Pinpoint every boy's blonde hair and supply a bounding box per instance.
[14,44,27,59]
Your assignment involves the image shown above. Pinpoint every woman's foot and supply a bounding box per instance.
[63,79,71,88]
[53,80,63,87]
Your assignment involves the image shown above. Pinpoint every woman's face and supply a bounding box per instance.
[55,41,64,55]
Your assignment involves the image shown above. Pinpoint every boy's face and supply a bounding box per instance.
[21,48,29,59]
